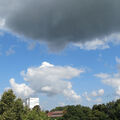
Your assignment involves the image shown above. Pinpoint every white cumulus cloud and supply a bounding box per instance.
[10,78,34,98]
[98,89,104,96]
[95,57,120,96]
[74,39,109,50]
[83,89,104,102]
[10,62,84,102]
[75,33,120,50]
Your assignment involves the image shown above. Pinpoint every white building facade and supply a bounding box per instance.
[24,98,40,109]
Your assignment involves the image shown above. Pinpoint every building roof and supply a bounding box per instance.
[47,111,64,118]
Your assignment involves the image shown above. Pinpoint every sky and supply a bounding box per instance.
[0,0,120,110]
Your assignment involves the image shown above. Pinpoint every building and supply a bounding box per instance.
[47,111,64,118]
[24,98,40,109]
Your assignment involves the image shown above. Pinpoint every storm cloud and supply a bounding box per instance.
[1,0,120,50]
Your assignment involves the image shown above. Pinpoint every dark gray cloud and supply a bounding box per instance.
[1,0,120,51]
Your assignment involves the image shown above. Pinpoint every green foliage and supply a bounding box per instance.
[1,89,120,120]
[32,105,41,113]
[0,109,16,120]
[23,108,49,120]
[51,106,68,112]
[62,105,93,120]
[92,110,108,120]
[0,89,48,120]
[0,89,16,114]
[55,100,120,120]
[23,105,49,120]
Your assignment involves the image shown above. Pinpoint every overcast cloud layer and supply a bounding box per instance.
[1,0,120,50]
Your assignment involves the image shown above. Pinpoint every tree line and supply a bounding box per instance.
[0,89,120,120]
[51,100,120,120]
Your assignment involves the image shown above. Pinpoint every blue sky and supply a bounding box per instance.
[0,31,120,110]
[0,0,120,110]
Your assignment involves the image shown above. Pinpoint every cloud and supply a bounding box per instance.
[83,92,91,101]
[10,62,84,101]
[95,57,120,96]
[0,18,5,29]
[95,98,103,104]
[74,39,110,50]
[116,56,120,72]
[83,89,104,102]
[91,91,98,97]
[95,73,111,79]
[1,0,120,51]
[116,56,120,64]
[6,46,15,56]
[10,78,34,98]
[90,89,104,97]
[102,77,120,96]
[98,89,104,96]
[27,42,36,50]
[75,33,120,50]
[91,89,104,97]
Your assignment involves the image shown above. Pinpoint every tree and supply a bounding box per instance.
[0,90,25,120]
[0,89,16,114]
[106,101,117,119]
[92,104,107,113]
[12,98,24,120]
[2,89,120,120]
[23,108,49,120]
[0,109,16,120]
[62,105,93,120]
[92,110,108,120]
[0,89,49,120]
[32,105,41,113]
